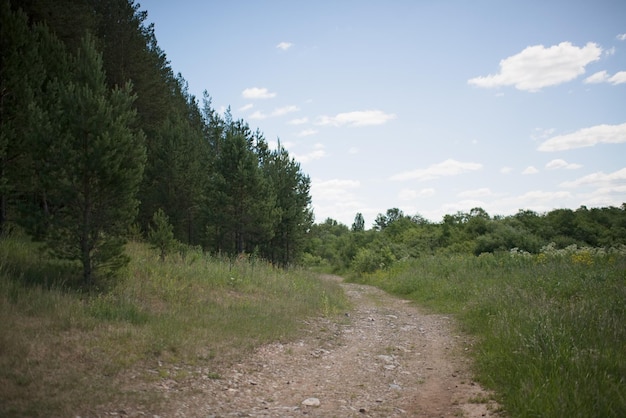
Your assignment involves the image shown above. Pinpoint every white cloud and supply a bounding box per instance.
[617,33,626,41]
[271,105,299,116]
[249,110,267,120]
[545,159,582,170]
[560,167,626,188]
[242,87,277,99]
[297,129,318,137]
[348,147,359,154]
[399,189,418,201]
[522,166,539,175]
[584,70,609,84]
[310,178,365,225]
[249,105,299,120]
[289,117,309,125]
[458,188,492,198]
[538,123,626,151]
[293,143,326,163]
[468,42,602,92]
[531,127,556,141]
[496,190,573,209]
[316,110,396,127]
[399,188,435,201]
[276,41,293,51]
[390,159,483,181]
[441,199,487,215]
[500,166,513,174]
[580,185,626,207]
[584,70,626,85]
[311,178,360,200]
[239,103,254,111]
[605,47,616,56]
[609,71,626,84]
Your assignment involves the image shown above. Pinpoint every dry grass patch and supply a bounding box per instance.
[0,237,349,417]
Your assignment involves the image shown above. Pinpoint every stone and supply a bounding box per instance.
[302,397,321,407]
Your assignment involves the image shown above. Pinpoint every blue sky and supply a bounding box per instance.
[146,0,626,227]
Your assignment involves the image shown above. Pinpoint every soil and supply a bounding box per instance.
[103,276,500,417]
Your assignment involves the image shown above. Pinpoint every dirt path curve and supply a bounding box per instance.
[151,276,499,417]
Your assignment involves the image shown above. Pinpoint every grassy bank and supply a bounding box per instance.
[0,236,349,417]
[351,245,626,417]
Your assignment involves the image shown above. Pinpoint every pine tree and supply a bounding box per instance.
[206,116,275,254]
[262,141,312,266]
[41,34,146,286]
[148,208,177,261]
[1,3,53,234]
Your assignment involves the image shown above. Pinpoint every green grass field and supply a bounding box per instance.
[0,236,349,417]
[351,245,626,417]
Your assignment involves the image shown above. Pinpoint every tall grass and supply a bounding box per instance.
[0,236,349,417]
[351,245,626,418]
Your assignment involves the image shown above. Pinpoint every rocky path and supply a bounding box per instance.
[115,277,500,417]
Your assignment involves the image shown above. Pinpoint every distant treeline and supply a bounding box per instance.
[305,206,626,273]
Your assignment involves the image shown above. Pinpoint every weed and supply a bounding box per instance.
[351,248,626,418]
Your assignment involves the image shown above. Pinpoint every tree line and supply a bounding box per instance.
[1,0,312,286]
[304,205,626,273]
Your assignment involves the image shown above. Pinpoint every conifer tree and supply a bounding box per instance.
[41,34,146,286]
[262,142,312,265]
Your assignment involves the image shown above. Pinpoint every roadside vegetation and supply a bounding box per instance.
[350,245,626,417]
[0,234,348,417]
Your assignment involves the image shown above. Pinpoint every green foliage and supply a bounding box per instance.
[37,34,146,286]
[309,205,626,274]
[148,209,177,261]
[352,247,626,417]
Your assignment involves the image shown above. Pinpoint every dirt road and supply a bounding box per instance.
[113,277,499,417]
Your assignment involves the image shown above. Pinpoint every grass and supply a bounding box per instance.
[0,235,349,417]
[351,245,626,418]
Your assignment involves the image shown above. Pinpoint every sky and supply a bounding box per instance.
[145,0,626,227]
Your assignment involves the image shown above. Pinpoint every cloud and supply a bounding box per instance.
[276,41,293,51]
[242,87,277,99]
[297,129,318,137]
[560,167,626,188]
[458,188,493,198]
[311,178,360,200]
[580,185,626,207]
[522,166,539,175]
[617,33,626,41]
[545,159,582,170]
[609,71,626,84]
[292,143,326,163]
[271,105,299,116]
[289,117,309,125]
[497,190,573,208]
[390,159,483,181]
[239,103,254,111]
[584,70,626,85]
[310,178,364,224]
[399,188,435,201]
[249,110,267,120]
[538,123,626,151]
[316,110,396,127]
[249,105,299,120]
[468,42,602,92]
[500,166,513,174]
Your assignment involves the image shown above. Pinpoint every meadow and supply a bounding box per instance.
[0,236,349,417]
[351,244,626,418]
